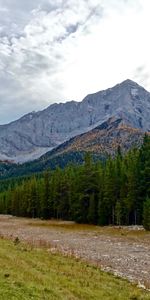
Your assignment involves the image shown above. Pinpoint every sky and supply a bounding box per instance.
[0,0,150,124]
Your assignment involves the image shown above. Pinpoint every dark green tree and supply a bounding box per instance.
[143,197,150,231]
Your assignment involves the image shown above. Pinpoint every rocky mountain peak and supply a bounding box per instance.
[0,79,150,163]
[119,79,139,86]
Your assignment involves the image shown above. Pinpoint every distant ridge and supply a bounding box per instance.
[40,116,145,159]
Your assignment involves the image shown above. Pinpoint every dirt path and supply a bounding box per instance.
[0,215,150,290]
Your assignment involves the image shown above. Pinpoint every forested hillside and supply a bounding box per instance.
[0,135,150,229]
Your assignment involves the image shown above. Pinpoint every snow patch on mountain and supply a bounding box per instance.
[131,88,139,97]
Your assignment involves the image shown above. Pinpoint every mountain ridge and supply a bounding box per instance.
[41,116,145,159]
[0,79,150,163]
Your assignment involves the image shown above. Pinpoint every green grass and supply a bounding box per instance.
[0,238,149,300]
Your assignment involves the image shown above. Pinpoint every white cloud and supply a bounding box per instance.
[0,0,150,124]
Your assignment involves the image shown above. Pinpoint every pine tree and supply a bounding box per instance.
[42,170,51,219]
[143,198,150,231]
[76,153,99,223]
[139,135,150,198]
[103,159,116,224]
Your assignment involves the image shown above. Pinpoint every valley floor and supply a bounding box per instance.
[0,215,150,291]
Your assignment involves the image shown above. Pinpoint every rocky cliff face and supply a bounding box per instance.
[0,79,150,162]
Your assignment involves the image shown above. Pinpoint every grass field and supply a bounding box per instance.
[0,238,149,300]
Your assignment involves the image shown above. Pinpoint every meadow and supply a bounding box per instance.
[0,237,150,300]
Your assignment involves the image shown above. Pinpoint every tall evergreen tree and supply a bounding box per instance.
[143,197,150,231]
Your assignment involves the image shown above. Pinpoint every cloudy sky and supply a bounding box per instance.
[0,0,150,124]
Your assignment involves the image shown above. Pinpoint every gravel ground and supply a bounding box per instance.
[0,215,150,290]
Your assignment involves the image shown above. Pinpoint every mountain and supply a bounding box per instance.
[0,116,148,180]
[44,117,145,157]
[0,79,150,163]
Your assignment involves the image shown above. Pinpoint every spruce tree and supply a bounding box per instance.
[143,197,150,231]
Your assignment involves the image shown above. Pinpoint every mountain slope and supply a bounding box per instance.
[0,79,150,162]
[45,117,145,158]
[0,116,147,179]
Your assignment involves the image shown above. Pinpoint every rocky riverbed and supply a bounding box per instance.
[0,215,150,290]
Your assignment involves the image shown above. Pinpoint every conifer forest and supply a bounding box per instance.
[0,135,150,230]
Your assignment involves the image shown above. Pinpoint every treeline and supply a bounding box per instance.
[0,135,150,229]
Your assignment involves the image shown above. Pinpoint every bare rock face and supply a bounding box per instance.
[0,79,150,162]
